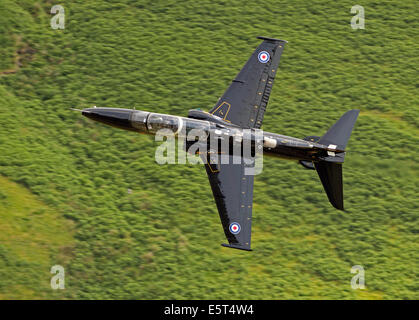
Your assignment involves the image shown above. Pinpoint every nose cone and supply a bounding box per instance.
[82,107,135,131]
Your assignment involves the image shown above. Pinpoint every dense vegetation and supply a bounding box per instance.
[0,0,417,299]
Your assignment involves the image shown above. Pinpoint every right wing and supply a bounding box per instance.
[209,36,287,129]
[203,153,255,251]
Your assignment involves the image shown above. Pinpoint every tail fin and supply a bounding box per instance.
[314,110,360,210]
[318,109,360,151]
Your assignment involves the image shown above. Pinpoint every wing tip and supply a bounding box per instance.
[221,243,252,251]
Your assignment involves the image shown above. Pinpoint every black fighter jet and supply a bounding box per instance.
[79,37,359,251]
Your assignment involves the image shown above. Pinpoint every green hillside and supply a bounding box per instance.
[0,0,417,299]
[0,175,73,299]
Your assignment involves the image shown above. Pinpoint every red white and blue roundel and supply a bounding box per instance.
[258,51,270,63]
[229,222,241,234]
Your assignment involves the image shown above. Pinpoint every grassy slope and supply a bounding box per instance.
[0,0,417,299]
[0,175,74,299]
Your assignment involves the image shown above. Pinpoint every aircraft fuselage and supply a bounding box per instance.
[82,107,342,163]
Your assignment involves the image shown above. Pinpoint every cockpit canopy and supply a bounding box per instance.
[146,113,179,133]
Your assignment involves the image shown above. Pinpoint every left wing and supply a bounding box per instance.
[203,154,255,251]
[209,36,287,129]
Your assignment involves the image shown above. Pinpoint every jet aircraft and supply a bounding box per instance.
[79,37,359,251]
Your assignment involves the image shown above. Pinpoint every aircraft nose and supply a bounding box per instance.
[82,107,135,131]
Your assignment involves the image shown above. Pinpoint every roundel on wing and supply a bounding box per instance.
[229,222,241,234]
[258,51,270,63]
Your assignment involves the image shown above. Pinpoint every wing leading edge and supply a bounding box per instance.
[209,36,287,129]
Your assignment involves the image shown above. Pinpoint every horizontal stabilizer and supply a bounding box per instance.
[318,110,360,151]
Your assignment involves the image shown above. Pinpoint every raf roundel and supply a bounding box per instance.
[258,51,270,63]
[229,222,241,234]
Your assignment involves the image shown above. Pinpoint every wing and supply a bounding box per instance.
[209,36,287,129]
[203,154,255,251]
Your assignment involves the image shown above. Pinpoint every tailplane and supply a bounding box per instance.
[318,109,360,151]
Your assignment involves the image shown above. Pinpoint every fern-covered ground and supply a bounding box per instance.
[0,0,417,299]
